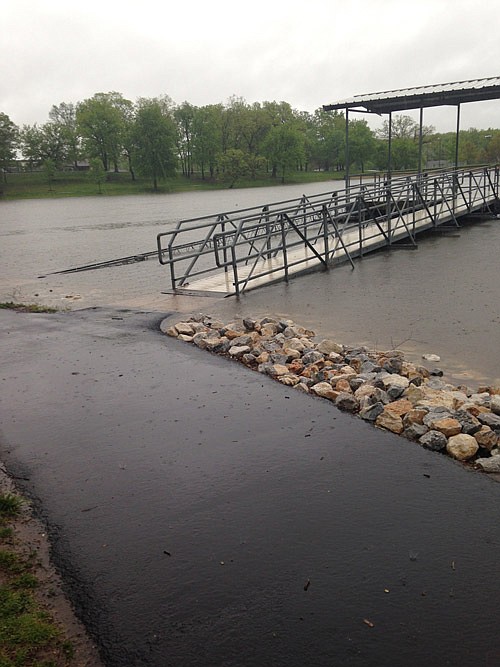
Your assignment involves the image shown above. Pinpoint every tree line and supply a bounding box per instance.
[1,92,500,189]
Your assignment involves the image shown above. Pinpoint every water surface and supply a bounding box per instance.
[1,184,499,386]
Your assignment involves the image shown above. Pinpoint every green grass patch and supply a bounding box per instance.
[0,496,76,666]
[0,494,23,517]
[0,527,14,539]
[0,169,343,201]
[0,303,58,314]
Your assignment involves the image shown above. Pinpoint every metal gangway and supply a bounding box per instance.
[157,166,499,297]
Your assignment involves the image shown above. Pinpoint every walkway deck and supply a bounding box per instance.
[157,167,498,297]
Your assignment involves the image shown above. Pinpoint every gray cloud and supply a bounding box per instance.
[2,0,500,132]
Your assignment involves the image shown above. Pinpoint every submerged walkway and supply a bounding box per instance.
[157,166,499,296]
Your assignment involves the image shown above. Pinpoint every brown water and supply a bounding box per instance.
[1,185,499,387]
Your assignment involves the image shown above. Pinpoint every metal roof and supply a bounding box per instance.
[323,76,500,114]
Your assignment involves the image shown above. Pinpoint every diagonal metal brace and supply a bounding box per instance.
[387,192,417,246]
[322,205,355,269]
[282,213,327,268]
[359,196,390,243]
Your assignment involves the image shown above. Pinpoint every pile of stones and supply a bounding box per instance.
[164,314,500,473]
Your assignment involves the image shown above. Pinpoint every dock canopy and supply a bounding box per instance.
[323,76,500,114]
[323,75,500,181]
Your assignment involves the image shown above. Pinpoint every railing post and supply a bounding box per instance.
[220,217,228,273]
[281,216,289,283]
[231,245,240,296]
[263,205,271,260]
[322,204,329,263]
[433,179,438,227]
[358,195,363,257]
[302,196,308,247]
[168,245,176,290]
[386,185,392,245]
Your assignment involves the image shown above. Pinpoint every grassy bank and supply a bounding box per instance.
[0,170,343,201]
[0,492,75,667]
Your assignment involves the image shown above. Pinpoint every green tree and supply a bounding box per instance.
[262,124,305,183]
[20,121,69,169]
[131,99,177,191]
[312,109,345,171]
[482,131,500,164]
[192,104,222,179]
[77,92,131,172]
[348,119,375,172]
[20,124,44,170]
[43,158,56,191]
[48,102,80,168]
[217,148,248,188]
[0,112,19,183]
[175,102,196,177]
[88,157,106,193]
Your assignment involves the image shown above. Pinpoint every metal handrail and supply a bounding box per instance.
[157,166,498,294]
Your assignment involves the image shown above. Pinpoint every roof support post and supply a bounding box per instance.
[345,108,350,193]
[418,107,424,175]
[455,104,461,170]
[387,111,392,183]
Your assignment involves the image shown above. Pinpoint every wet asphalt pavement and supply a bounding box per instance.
[1,307,500,667]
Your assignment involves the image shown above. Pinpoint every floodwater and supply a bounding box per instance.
[1,182,499,387]
[2,187,500,666]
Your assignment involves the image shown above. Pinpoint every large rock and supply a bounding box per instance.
[403,423,428,441]
[288,359,304,375]
[475,456,500,473]
[375,411,404,434]
[446,434,479,461]
[490,395,500,416]
[413,387,457,411]
[474,426,498,451]
[229,345,251,358]
[278,373,301,387]
[267,364,290,378]
[419,430,448,452]
[311,382,338,401]
[192,332,209,349]
[334,378,352,394]
[430,417,462,438]
[302,350,324,366]
[354,385,389,405]
[477,412,500,432]
[335,393,360,413]
[379,374,409,399]
[174,321,194,335]
[384,398,413,418]
[283,347,302,361]
[403,409,428,428]
[359,401,385,422]
[454,410,481,435]
[205,335,230,353]
[317,339,343,355]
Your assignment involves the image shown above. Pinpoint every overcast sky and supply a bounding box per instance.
[2,0,500,132]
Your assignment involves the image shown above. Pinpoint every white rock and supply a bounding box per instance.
[446,434,479,461]
[422,353,441,362]
[229,345,251,358]
[317,339,343,355]
[175,322,195,335]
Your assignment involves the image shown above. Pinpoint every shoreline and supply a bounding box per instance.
[0,462,104,666]
[165,312,500,477]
